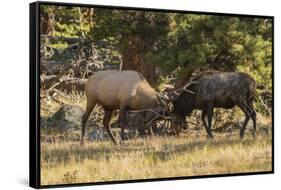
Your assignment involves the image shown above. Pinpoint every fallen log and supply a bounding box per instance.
[41,75,87,93]
[57,78,87,93]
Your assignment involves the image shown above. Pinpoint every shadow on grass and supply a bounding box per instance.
[143,138,258,162]
[41,134,271,166]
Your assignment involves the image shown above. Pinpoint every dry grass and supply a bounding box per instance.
[40,129,272,186]
[40,92,272,186]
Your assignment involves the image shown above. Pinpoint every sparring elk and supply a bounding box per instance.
[81,70,165,145]
[170,71,257,139]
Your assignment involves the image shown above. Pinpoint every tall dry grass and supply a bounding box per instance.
[41,129,272,185]
[40,91,272,185]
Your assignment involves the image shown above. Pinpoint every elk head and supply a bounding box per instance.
[161,81,199,132]
[162,81,198,102]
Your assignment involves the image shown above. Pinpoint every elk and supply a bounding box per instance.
[170,71,257,139]
[81,70,164,145]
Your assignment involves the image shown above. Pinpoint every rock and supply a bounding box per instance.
[45,105,84,132]
[88,125,107,141]
[41,104,112,142]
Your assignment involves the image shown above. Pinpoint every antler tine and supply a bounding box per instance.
[183,89,195,94]
[157,92,169,102]
[182,81,198,90]
[182,81,198,94]
[172,81,198,96]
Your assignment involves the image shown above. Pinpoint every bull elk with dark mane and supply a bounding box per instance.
[171,71,257,139]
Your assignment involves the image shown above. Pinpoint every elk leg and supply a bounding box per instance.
[237,102,251,139]
[148,123,155,138]
[119,106,128,141]
[201,110,209,135]
[103,110,117,145]
[251,110,257,137]
[81,99,96,145]
[247,99,257,137]
[144,112,154,138]
[206,103,214,138]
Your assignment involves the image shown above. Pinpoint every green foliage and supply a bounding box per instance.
[41,5,93,59]
[43,5,92,37]
[92,9,170,52]
[40,5,272,113]
[48,41,68,50]
[155,15,272,77]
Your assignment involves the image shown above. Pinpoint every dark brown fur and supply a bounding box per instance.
[172,71,257,138]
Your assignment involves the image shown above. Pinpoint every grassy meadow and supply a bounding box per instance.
[41,126,272,186]
[40,88,272,186]
[38,6,273,186]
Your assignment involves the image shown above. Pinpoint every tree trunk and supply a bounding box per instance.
[140,54,156,86]
[121,50,156,85]
[175,66,195,88]
[87,8,94,29]
[121,49,141,71]
[40,10,55,36]
[121,35,156,85]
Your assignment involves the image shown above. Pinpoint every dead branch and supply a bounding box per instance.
[258,96,272,115]
[41,75,87,93]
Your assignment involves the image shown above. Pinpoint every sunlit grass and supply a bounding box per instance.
[41,130,272,185]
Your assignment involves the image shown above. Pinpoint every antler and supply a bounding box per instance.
[128,108,173,127]
[174,81,198,95]
[182,81,198,94]
[182,81,198,89]
[156,92,169,105]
